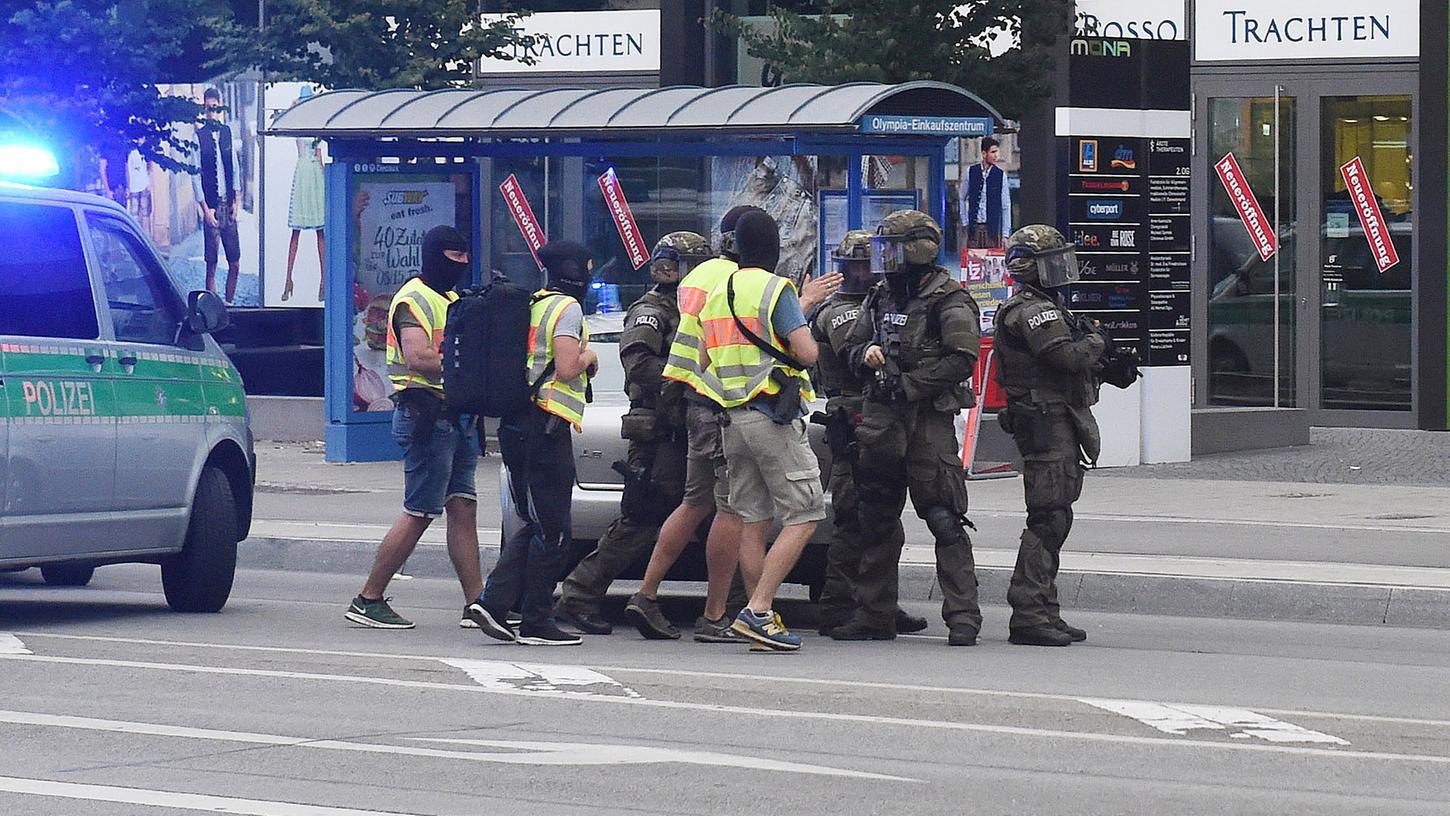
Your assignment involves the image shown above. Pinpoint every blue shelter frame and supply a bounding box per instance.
[271,82,1004,461]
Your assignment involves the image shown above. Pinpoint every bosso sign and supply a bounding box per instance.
[1074,0,1184,41]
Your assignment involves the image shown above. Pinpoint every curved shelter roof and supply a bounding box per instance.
[267,82,1003,140]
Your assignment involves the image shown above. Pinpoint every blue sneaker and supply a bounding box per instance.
[730,609,801,652]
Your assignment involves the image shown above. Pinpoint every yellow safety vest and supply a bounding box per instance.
[662,257,736,405]
[386,277,458,397]
[528,290,590,430]
[697,267,815,409]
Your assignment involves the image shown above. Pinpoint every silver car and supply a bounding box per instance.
[500,314,834,599]
[0,184,255,612]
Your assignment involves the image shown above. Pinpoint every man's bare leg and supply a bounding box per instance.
[361,514,432,599]
[747,521,817,612]
[701,510,744,620]
[636,501,712,599]
[443,496,483,601]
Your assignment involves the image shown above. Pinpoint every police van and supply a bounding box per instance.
[0,182,254,612]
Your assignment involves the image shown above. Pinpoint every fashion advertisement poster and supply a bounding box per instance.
[263,82,328,308]
[348,174,464,412]
[711,155,818,286]
[130,82,261,307]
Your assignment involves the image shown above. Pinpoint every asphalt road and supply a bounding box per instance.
[2,565,1449,815]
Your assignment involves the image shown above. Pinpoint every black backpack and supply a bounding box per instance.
[442,277,553,420]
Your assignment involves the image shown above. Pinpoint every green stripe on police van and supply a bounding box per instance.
[2,345,245,421]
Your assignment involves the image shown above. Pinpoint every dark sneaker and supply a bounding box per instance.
[1009,625,1072,647]
[459,607,478,629]
[625,592,680,640]
[556,604,613,636]
[731,609,801,652]
[894,609,930,634]
[517,622,583,646]
[947,625,979,647]
[506,611,523,627]
[345,596,414,629]
[1055,619,1088,643]
[694,615,743,643]
[463,602,517,643]
[830,618,896,641]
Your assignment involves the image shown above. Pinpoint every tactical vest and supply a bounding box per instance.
[528,290,591,430]
[386,277,458,397]
[698,267,816,409]
[621,287,681,411]
[662,257,736,404]
[866,269,975,411]
[995,290,1095,407]
[810,293,868,400]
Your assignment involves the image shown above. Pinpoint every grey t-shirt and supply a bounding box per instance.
[553,300,583,341]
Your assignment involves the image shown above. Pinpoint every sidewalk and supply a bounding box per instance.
[245,430,1450,628]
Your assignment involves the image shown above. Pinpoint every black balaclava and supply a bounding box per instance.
[718,205,764,262]
[733,210,780,273]
[539,240,593,303]
[420,225,469,293]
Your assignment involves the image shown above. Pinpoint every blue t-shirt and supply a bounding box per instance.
[745,284,809,418]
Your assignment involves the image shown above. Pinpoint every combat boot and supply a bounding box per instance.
[1009,625,1072,647]
[1054,619,1087,642]
[895,608,929,634]
[830,617,896,641]
[946,624,978,646]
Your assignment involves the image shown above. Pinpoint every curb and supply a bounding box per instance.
[241,536,1450,629]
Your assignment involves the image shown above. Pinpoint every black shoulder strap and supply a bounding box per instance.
[726,271,805,370]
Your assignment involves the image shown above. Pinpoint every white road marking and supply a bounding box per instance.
[0,774,419,815]
[973,509,1450,536]
[438,658,641,698]
[410,737,910,779]
[1079,699,1350,745]
[5,653,1446,767]
[18,631,1450,731]
[0,709,908,782]
[0,634,30,655]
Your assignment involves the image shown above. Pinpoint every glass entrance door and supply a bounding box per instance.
[1318,95,1414,411]
[1203,93,1296,407]
[1196,74,1418,421]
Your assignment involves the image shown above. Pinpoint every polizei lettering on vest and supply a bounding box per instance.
[1221,10,1391,45]
[829,308,861,331]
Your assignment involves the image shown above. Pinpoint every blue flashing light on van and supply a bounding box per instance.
[0,143,60,181]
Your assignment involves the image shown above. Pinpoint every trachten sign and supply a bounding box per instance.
[480,10,661,75]
[598,169,648,270]
[1214,153,1277,262]
[1340,157,1401,272]
[1194,0,1420,62]
[499,174,545,270]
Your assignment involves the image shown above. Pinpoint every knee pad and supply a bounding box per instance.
[923,506,964,545]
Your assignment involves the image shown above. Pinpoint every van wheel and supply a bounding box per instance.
[162,467,238,613]
[41,564,95,587]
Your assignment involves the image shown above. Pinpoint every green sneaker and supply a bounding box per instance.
[345,595,415,629]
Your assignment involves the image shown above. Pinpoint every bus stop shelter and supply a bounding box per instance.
[268,81,1005,461]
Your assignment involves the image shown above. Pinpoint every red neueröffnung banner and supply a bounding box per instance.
[1214,153,1277,262]
[499,174,545,269]
[1340,156,1401,273]
[598,168,649,270]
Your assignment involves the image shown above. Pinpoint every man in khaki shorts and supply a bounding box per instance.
[699,209,825,651]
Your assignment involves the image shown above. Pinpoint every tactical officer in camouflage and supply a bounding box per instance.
[994,224,1105,647]
[838,210,984,646]
[810,230,928,637]
[554,232,711,635]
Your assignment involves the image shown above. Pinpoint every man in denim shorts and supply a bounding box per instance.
[345,226,484,629]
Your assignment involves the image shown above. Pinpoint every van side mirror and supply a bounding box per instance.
[187,290,230,335]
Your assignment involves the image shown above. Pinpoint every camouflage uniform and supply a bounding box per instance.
[994,225,1106,642]
[809,232,905,631]
[557,234,705,618]
[841,211,983,641]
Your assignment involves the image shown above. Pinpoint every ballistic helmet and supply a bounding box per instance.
[1006,225,1079,289]
[649,231,710,285]
[870,210,942,276]
[833,229,878,294]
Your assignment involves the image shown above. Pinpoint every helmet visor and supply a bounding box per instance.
[869,236,907,276]
[834,257,877,293]
[1034,244,1081,288]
